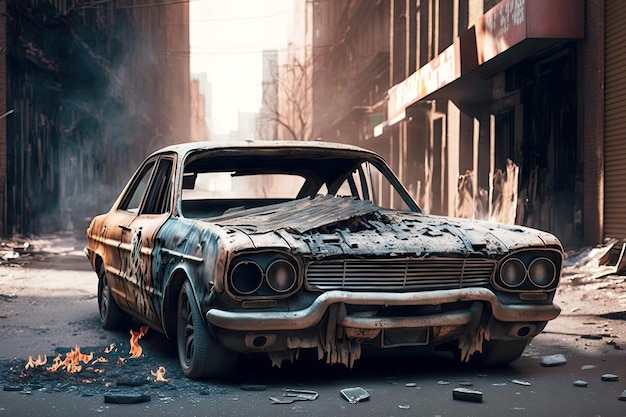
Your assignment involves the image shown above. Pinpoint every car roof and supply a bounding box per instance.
[151,140,380,159]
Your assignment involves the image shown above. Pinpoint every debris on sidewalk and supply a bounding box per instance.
[563,239,626,283]
[452,387,483,403]
[340,387,370,404]
[573,380,588,387]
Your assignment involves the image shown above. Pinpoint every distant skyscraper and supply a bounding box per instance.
[259,49,279,140]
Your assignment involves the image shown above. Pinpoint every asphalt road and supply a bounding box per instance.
[0,233,625,417]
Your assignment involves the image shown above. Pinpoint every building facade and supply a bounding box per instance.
[0,0,190,236]
[308,0,622,248]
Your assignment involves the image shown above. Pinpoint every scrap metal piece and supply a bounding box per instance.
[511,379,531,386]
[283,388,319,400]
[452,387,483,403]
[341,387,370,404]
[270,388,319,404]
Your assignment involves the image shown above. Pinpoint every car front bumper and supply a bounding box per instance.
[206,287,560,331]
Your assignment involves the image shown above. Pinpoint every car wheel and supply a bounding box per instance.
[177,281,236,379]
[461,339,528,367]
[97,263,128,330]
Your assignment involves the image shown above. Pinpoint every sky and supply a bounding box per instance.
[189,0,295,135]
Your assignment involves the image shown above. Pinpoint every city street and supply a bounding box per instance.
[0,233,625,416]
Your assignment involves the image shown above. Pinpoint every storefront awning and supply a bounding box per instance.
[387,0,584,125]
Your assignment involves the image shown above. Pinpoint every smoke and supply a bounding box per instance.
[6,1,189,236]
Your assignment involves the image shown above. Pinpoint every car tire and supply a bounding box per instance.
[97,263,129,330]
[177,281,236,379]
[462,339,528,367]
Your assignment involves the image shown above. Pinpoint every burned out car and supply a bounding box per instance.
[85,140,563,379]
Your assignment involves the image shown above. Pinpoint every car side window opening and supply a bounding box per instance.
[118,159,157,213]
[142,158,174,215]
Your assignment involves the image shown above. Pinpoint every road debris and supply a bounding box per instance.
[511,379,531,386]
[103,391,151,404]
[601,374,619,382]
[580,334,604,340]
[270,388,319,404]
[573,380,588,387]
[340,387,370,404]
[452,387,483,403]
[240,384,266,391]
[581,365,596,370]
[405,382,417,387]
[398,404,411,409]
[619,390,626,401]
[436,380,450,385]
[540,354,567,367]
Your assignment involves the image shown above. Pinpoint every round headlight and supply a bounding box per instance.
[499,258,526,288]
[266,259,297,293]
[528,258,556,288]
[230,261,263,295]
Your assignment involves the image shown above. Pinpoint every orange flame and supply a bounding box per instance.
[25,354,47,369]
[91,357,108,365]
[128,326,149,359]
[151,366,171,382]
[104,343,116,354]
[46,346,94,373]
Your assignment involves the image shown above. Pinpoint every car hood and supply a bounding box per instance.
[209,195,561,258]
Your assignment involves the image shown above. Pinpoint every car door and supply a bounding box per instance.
[118,156,174,327]
[102,157,158,314]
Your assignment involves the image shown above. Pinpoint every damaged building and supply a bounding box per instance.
[303,0,623,248]
[0,0,190,236]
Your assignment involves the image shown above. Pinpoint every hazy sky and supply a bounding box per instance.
[190,0,294,135]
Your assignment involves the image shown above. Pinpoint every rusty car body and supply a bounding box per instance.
[84,140,563,379]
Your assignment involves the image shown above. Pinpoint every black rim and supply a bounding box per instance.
[179,290,195,367]
[99,272,109,319]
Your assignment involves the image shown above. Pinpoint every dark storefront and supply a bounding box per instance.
[385,0,584,246]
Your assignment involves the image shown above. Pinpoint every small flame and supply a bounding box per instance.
[25,354,47,369]
[128,326,149,359]
[104,343,116,354]
[117,357,127,365]
[151,366,171,382]
[46,346,94,374]
[91,357,108,365]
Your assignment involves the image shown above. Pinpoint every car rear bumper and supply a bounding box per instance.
[206,288,560,331]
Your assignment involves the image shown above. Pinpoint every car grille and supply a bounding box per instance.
[305,258,496,291]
